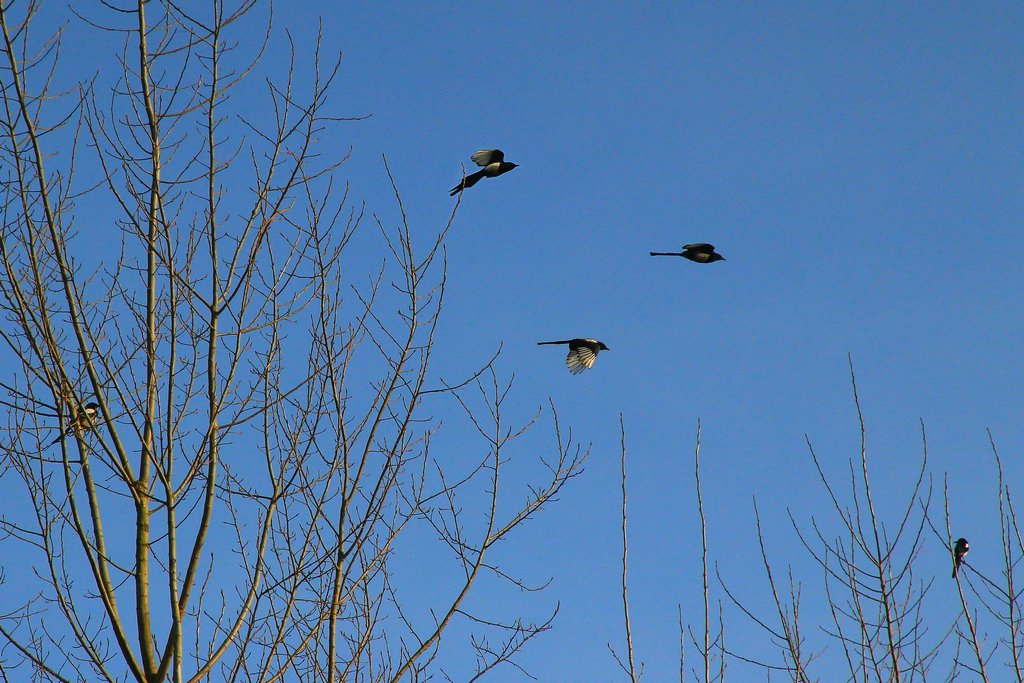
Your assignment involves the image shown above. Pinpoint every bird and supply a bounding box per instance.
[449,149,518,196]
[952,537,969,578]
[537,339,609,374]
[49,402,99,447]
[650,243,725,264]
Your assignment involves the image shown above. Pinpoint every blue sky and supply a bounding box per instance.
[11,2,1024,680]
[307,4,1023,679]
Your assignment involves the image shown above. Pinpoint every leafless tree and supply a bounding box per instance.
[786,360,939,681]
[983,433,1024,680]
[620,417,726,683]
[609,415,640,682]
[649,358,1024,683]
[0,2,586,681]
[688,418,725,683]
[928,432,1024,682]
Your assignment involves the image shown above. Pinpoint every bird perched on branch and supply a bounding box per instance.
[650,243,725,264]
[537,339,609,374]
[952,537,969,578]
[49,402,99,447]
[449,149,518,196]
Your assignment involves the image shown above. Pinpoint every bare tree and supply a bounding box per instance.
[609,414,640,682]
[984,433,1024,680]
[789,360,938,681]
[930,432,1024,682]
[717,499,815,683]
[688,418,725,683]
[0,3,585,681]
[683,360,964,682]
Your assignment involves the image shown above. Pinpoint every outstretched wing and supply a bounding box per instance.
[683,243,715,253]
[471,149,504,166]
[566,345,598,374]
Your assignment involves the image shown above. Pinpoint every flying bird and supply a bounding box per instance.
[650,243,725,264]
[49,402,100,447]
[952,537,969,578]
[450,149,518,196]
[537,338,609,374]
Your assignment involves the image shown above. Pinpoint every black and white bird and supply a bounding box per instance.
[450,149,518,196]
[49,402,100,447]
[952,537,969,578]
[650,243,725,264]
[537,339,609,374]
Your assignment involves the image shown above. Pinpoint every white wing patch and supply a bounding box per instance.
[566,346,598,374]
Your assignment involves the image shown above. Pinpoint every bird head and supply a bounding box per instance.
[84,402,100,411]
[598,342,610,351]
[506,162,519,170]
[709,253,725,263]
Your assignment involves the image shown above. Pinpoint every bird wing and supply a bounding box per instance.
[471,149,503,166]
[683,243,715,253]
[566,345,598,374]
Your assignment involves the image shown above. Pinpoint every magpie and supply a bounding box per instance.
[537,339,609,374]
[952,537,969,578]
[650,243,725,264]
[450,149,518,196]
[49,402,100,447]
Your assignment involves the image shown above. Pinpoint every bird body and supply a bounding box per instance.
[952,537,969,578]
[650,243,725,263]
[450,149,518,196]
[49,402,100,447]
[537,338,609,374]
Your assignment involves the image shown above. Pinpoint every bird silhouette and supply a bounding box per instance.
[952,537,969,578]
[49,402,100,447]
[450,149,518,196]
[537,339,609,374]
[650,243,725,264]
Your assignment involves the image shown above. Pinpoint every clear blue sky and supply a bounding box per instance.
[298,4,1023,679]
[26,2,1024,680]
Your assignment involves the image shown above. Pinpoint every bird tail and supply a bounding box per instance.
[537,340,573,345]
[450,170,485,196]
[49,428,70,447]
[649,252,681,256]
